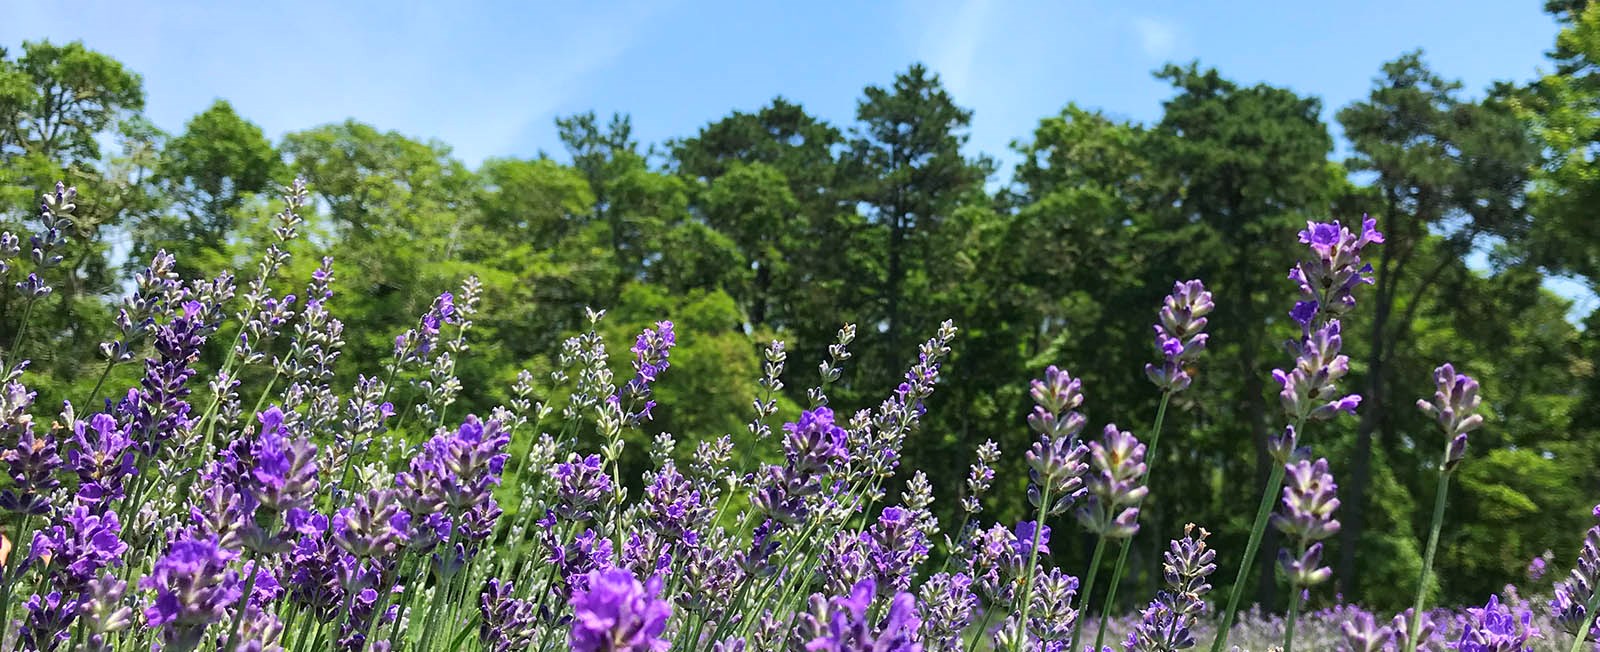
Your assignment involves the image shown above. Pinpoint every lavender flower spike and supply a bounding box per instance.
[1416,363,1483,472]
[569,567,671,652]
[1288,215,1384,326]
[1552,505,1600,643]
[1272,320,1360,422]
[1025,366,1089,516]
[1076,424,1149,539]
[1146,279,1213,393]
[1272,458,1341,589]
[1454,594,1539,652]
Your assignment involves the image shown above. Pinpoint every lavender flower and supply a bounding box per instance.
[19,590,74,652]
[66,413,137,508]
[1452,595,1538,652]
[1027,567,1080,642]
[141,534,244,650]
[1025,366,1090,517]
[919,572,975,652]
[1126,525,1216,652]
[869,506,931,592]
[1273,458,1341,589]
[1552,506,1600,643]
[801,578,921,652]
[1272,320,1360,422]
[79,572,134,651]
[1340,611,1398,652]
[248,406,320,514]
[961,439,1000,515]
[1076,424,1149,539]
[1416,364,1483,473]
[569,567,671,652]
[28,506,128,593]
[643,461,703,542]
[1288,216,1384,326]
[480,578,538,652]
[1145,280,1213,393]
[753,407,849,524]
[1,424,61,515]
[612,321,677,426]
[553,453,615,521]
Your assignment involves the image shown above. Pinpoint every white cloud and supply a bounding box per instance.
[917,0,995,99]
[1131,16,1179,60]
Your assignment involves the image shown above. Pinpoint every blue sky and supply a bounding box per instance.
[3,1,1561,167]
[6,1,1593,313]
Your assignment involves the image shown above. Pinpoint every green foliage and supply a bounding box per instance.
[0,36,1593,616]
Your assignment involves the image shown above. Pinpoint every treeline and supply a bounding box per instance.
[4,3,1600,611]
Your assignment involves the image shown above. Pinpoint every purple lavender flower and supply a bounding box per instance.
[961,440,1000,515]
[1076,424,1149,539]
[66,413,137,509]
[141,534,245,649]
[644,461,703,542]
[819,531,872,597]
[79,572,134,650]
[1552,506,1600,643]
[1416,363,1483,473]
[1272,320,1360,422]
[612,321,676,426]
[480,578,538,652]
[1527,553,1550,582]
[1025,367,1090,518]
[869,506,931,592]
[547,524,617,598]
[1013,521,1051,560]
[753,407,849,524]
[966,523,1022,605]
[1027,567,1080,643]
[919,572,975,652]
[553,453,615,521]
[1340,610,1398,652]
[19,590,74,652]
[801,579,921,652]
[1452,594,1538,652]
[248,406,319,514]
[1288,216,1384,326]
[1,424,62,515]
[1127,524,1216,652]
[1273,458,1341,589]
[28,506,128,593]
[332,489,408,559]
[126,299,209,457]
[1145,280,1213,393]
[569,567,672,652]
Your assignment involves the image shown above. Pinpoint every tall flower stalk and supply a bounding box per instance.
[1273,458,1341,652]
[1014,366,1088,652]
[1407,363,1482,650]
[1096,279,1212,651]
[1211,217,1380,652]
[1069,424,1148,652]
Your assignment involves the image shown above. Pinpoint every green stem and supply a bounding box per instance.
[80,359,115,410]
[1407,470,1452,651]
[1210,461,1289,652]
[1011,483,1052,652]
[1284,575,1303,652]
[8,297,37,356]
[965,604,999,652]
[1095,391,1172,650]
[0,513,33,648]
[1069,535,1109,652]
[1571,587,1600,652]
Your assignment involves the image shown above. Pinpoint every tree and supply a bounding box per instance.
[1333,51,1538,596]
[845,63,991,392]
[138,100,282,278]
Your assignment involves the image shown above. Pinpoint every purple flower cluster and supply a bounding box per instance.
[1145,280,1213,393]
[1416,363,1483,473]
[1273,458,1341,590]
[1076,425,1149,539]
[1288,216,1384,326]
[1126,524,1217,652]
[799,579,921,652]
[1025,366,1089,518]
[569,568,671,652]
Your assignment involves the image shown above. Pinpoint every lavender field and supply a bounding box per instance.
[5,2,1600,650]
[0,179,1582,651]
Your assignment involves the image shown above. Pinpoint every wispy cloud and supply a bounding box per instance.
[1131,16,1180,60]
[917,0,995,99]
